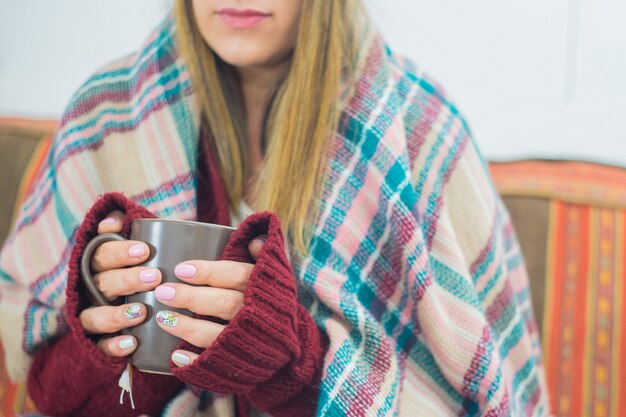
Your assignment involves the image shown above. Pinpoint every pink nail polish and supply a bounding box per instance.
[100,217,116,225]
[252,236,267,246]
[128,244,146,258]
[155,285,176,301]
[139,268,157,283]
[175,263,197,279]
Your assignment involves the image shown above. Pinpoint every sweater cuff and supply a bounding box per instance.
[65,192,156,370]
[173,212,317,393]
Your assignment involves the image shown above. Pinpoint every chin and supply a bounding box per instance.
[216,47,288,71]
[211,41,263,65]
[219,54,270,69]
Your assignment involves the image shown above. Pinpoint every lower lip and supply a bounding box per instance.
[218,13,269,29]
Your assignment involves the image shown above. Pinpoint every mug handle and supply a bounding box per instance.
[80,233,127,306]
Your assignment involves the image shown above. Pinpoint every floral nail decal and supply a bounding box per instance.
[124,304,142,319]
[156,311,179,327]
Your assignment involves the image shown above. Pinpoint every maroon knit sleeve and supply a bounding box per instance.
[27,192,184,417]
[28,332,182,417]
[173,212,328,417]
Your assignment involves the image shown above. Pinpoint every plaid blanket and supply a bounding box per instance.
[0,17,549,416]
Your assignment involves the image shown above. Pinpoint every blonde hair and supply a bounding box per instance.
[175,0,362,252]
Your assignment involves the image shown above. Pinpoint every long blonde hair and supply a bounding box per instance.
[175,0,362,252]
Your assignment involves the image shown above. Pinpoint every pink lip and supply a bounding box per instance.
[217,8,270,29]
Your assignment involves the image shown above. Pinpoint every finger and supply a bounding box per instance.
[248,235,267,260]
[97,210,125,234]
[80,303,146,334]
[171,349,199,367]
[90,240,150,273]
[154,283,243,320]
[174,260,253,291]
[93,266,162,301]
[96,335,138,357]
[155,310,225,348]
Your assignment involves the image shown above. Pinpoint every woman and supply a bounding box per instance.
[0,0,549,416]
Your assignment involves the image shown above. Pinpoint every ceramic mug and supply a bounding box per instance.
[80,218,235,375]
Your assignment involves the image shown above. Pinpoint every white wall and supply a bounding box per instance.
[2,1,625,165]
[0,0,170,115]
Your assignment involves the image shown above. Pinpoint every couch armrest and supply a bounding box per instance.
[0,117,57,416]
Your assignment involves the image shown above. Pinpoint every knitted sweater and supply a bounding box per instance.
[0,16,549,417]
[25,185,325,417]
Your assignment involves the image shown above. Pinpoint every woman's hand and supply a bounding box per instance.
[153,236,267,367]
[78,210,162,357]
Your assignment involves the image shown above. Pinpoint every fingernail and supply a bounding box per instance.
[172,351,190,366]
[124,304,142,319]
[100,217,116,225]
[128,244,146,258]
[174,263,197,279]
[139,268,157,283]
[252,236,267,246]
[156,311,179,327]
[118,337,135,350]
[155,285,175,301]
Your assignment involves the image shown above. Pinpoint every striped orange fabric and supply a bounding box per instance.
[0,333,36,416]
[9,135,53,228]
[0,118,55,416]
[491,160,626,417]
[0,116,58,133]
[490,160,626,208]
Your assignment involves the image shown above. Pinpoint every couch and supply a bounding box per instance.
[0,118,55,416]
[1,117,625,416]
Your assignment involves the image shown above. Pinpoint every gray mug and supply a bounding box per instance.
[80,218,235,375]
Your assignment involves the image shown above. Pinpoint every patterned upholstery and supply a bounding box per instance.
[0,117,53,416]
[491,160,626,417]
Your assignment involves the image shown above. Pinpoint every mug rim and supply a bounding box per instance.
[134,218,236,231]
